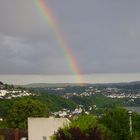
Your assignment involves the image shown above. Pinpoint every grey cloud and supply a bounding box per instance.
[0,34,72,74]
[0,0,140,74]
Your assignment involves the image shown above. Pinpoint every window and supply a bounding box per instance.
[42,136,47,140]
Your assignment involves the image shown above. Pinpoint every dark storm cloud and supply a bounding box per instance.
[0,0,140,74]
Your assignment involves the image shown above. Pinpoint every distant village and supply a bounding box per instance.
[0,82,32,99]
[52,86,140,99]
[1,81,140,118]
[50,87,140,117]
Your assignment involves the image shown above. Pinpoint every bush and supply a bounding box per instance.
[52,115,111,140]
[52,126,111,140]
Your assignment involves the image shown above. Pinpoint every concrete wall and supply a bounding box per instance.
[28,117,70,140]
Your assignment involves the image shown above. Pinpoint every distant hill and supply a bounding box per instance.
[90,81,140,89]
[20,81,140,88]
[21,83,88,88]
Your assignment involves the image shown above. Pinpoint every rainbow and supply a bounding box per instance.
[35,0,84,85]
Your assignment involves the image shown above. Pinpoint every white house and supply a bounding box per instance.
[28,117,70,140]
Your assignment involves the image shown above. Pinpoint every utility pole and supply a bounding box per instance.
[128,110,132,137]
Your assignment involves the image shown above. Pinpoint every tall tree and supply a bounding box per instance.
[6,99,49,128]
[100,108,131,140]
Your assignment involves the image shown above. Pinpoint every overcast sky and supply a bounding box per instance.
[0,0,140,75]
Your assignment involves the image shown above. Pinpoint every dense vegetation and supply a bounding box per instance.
[52,115,111,140]
[52,108,140,140]
[0,99,49,128]
[29,86,140,107]
[7,99,49,128]
[70,95,129,108]
[31,93,76,111]
[0,93,76,117]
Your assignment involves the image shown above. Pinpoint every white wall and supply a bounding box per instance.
[28,117,70,140]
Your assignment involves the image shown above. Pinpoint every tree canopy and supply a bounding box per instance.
[6,99,48,128]
[100,107,140,140]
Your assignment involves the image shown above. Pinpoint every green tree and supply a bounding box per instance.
[100,107,131,140]
[131,112,140,139]
[71,115,98,131]
[6,99,49,128]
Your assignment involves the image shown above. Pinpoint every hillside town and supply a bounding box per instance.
[51,86,140,99]
[0,82,32,99]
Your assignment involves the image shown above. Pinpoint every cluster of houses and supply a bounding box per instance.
[106,92,140,98]
[63,86,140,99]
[0,81,34,99]
[52,107,83,118]
[51,105,97,118]
[0,89,32,99]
